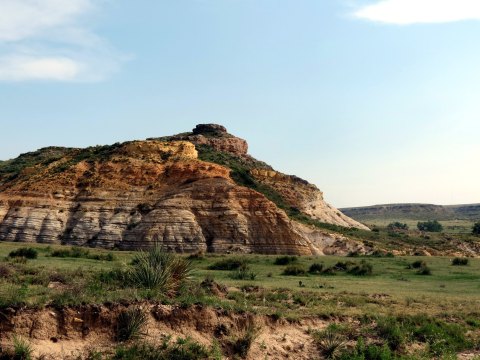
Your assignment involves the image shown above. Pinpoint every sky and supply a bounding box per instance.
[0,0,479,208]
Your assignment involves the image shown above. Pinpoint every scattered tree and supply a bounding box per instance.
[387,222,409,231]
[417,220,443,233]
[472,222,480,236]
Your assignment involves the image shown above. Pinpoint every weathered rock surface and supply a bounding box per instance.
[0,125,367,254]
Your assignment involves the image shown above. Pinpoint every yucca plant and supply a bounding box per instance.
[116,307,148,342]
[129,243,192,295]
[313,329,347,359]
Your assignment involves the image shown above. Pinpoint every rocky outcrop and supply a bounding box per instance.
[151,123,249,157]
[0,125,368,254]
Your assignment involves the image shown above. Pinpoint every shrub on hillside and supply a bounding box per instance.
[308,263,324,274]
[452,257,469,266]
[283,265,307,276]
[407,260,426,269]
[230,263,257,280]
[347,262,373,276]
[387,222,409,231]
[417,220,443,232]
[8,247,38,259]
[208,258,247,270]
[273,256,298,265]
[472,222,480,236]
[50,247,115,261]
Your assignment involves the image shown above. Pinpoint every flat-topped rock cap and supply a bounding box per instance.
[192,124,227,135]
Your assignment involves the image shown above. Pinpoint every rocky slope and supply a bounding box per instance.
[0,124,368,255]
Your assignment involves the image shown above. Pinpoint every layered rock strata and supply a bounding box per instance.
[0,125,368,254]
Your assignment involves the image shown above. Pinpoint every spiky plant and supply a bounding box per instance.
[313,329,347,359]
[116,307,148,342]
[129,243,192,295]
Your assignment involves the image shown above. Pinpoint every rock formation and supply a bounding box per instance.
[0,124,368,255]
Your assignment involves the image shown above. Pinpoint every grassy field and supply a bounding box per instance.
[0,242,479,359]
[361,219,475,235]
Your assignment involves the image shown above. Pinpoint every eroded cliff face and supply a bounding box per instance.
[0,125,368,254]
[250,169,369,230]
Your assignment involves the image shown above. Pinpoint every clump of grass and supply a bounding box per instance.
[416,265,432,275]
[8,248,38,259]
[0,284,29,308]
[452,257,469,266]
[231,323,260,359]
[116,307,148,342]
[113,337,221,360]
[50,246,115,261]
[347,262,373,276]
[187,251,205,261]
[230,264,257,280]
[376,317,405,350]
[208,258,247,270]
[407,261,431,275]
[313,328,347,359]
[282,265,307,276]
[273,256,298,265]
[12,335,33,360]
[129,243,192,295]
[407,260,426,269]
[340,339,393,360]
[0,264,13,278]
[308,263,324,274]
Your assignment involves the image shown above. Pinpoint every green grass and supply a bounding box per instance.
[0,242,479,359]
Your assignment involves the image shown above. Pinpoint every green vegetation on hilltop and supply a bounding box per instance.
[0,143,125,184]
[0,147,71,182]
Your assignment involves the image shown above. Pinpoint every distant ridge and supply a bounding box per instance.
[341,203,480,222]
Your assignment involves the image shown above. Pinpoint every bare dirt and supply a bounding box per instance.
[0,303,326,359]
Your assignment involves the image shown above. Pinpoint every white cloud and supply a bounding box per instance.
[0,0,124,82]
[354,0,480,25]
[0,55,80,81]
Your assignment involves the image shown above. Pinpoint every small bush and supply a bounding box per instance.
[376,317,405,350]
[472,221,480,236]
[308,263,324,274]
[8,248,38,259]
[407,260,426,269]
[417,220,443,232]
[0,264,13,278]
[282,265,307,276]
[416,265,432,275]
[347,262,373,276]
[208,258,247,270]
[230,264,257,280]
[50,247,114,261]
[116,307,148,342]
[387,222,409,231]
[452,257,469,266]
[274,256,298,265]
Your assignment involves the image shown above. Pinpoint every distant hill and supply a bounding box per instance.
[341,203,480,222]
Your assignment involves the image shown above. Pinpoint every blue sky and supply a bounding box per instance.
[0,0,479,207]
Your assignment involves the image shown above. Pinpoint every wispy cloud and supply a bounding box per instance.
[0,0,125,82]
[354,0,480,25]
